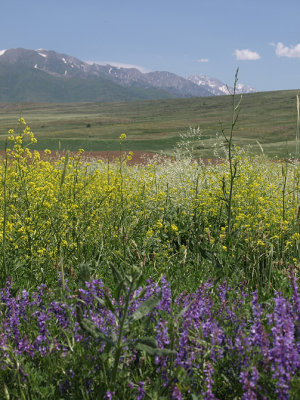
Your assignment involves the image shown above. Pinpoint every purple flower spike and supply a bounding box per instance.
[137,381,146,400]
[202,362,218,400]
[240,367,259,400]
[250,291,269,362]
[268,293,300,399]
[172,384,183,399]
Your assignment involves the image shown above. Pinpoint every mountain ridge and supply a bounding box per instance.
[0,48,256,102]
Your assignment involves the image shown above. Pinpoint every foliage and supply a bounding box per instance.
[0,269,299,399]
[0,117,299,398]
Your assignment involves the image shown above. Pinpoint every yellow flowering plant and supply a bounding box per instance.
[0,120,298,294]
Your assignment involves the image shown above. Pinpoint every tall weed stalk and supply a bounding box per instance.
[1,141,8,285]
[220,68,242,236]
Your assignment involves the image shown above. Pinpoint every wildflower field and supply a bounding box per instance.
[0,114,299,399]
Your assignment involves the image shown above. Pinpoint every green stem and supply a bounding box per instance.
[1,141,8,284]
[111,280,133,386]
[227,68,241,235]
[60,247,66,292]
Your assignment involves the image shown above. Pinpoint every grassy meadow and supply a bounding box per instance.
[0,88,299,399]
[0,88,299,157]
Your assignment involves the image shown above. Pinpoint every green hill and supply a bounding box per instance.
[0,64,174,102]
[0,89,299,158]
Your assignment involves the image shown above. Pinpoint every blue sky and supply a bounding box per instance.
[1,0,300,91]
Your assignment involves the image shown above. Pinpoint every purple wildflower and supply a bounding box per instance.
[268,293,300,399]
[172,384,183,399]
[104,390,114,399]
[250,291,269,362]
[137,381,146,400]
[202,362,218,400]
[240,366,259,400]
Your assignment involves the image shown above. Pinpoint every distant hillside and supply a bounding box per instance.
[0,63,174,102]
[0,48,256,102]
[0,88,298,158]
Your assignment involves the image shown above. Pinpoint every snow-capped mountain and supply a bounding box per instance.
[235,83,257,94]
[0,48,256,102]
[0,48,97,78]
[187,74,256,95]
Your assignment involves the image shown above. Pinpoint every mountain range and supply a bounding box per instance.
[0,48,256,102]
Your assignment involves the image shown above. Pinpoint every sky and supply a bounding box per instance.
[1,0,300,92]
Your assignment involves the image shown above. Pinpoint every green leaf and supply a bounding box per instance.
[135,336,158,348]
[76,306,114,344]
[115,279,125,300]
[129,293,161,322]
[135,273,145,290]
[111,264,124,286]
[3,383,10,400]
[136,343,175,357]
[76,263,92,286]
[133,286,147,301]
[95,292,115,314]
[176,305,189,319]
[59,151,69,189]
[80,318,115,344]
[199,247,212,261]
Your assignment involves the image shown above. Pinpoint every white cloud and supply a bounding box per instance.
[197,58,209,63]
[234,49,261,60]
[86,60,149,73]
[275,42,300,58]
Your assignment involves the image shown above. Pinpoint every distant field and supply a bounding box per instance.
[0,88,299,157]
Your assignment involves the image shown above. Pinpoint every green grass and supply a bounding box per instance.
[0,88,299,157]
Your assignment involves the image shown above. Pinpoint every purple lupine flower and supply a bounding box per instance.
[49,301,71,329]
[77,279,116,340]
[32,283,49,307]
[250,291,269,363]
[127,381,134,389]
[0,279,13,304]
[268,293,300,399]
[157,276,172,313]
[155,319,171,380]
[33,310,50,356]
[19,289,30,318]
[0,274,299,397]
[8,297,21,345]
[137,381,146,400]
[234,326,251,360]
[240,366,259,400]
[202,318,224,362]
[172,385,183,399]
[78,278,106,311]
[17,335,34,356]
[156,320,170,348]
[218,281,228,304]
[202,362,218,400]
